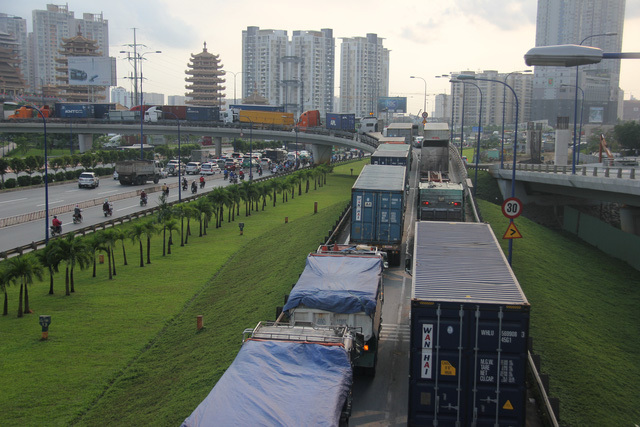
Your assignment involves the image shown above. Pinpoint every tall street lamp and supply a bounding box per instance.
[501,70,531,168]
[163,111,182,201]
[561,83,585,165]
[225,71,243,105]
[239,113,253,180]
[137,50,161,160]
[452,79,482,196]
[435,74,454,147]
[457,74,519,265]
[31,105,50,243]
[410,76,427,117]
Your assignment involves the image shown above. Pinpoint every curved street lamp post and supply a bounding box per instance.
[162,111,182,201]
[501,70,531,168]
[410,76,427,117]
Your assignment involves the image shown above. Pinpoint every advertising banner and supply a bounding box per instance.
[67,57,115,86]
[377,97,407,113]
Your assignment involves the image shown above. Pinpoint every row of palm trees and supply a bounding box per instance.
[0,164,334,318]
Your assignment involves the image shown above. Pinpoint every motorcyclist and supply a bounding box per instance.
[140,190,148,205]
[199,175,205,188]
[73,205,82,221]
[103,199,111,215]
[162,183,169,197]
[51,215,62,234]
[239,170,244,180]
[223,169,229,180]
[191,180,197,193]
[182,177,188,190]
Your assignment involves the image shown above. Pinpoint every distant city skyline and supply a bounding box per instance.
[2,1,639,117]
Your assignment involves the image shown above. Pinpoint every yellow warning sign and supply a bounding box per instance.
[503,400,514,410]
[441,360,456,376]
[502,222,523,239]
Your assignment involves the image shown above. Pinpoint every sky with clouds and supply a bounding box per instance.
[4,0,640,115]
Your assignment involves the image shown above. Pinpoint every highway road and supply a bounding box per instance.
[0,170,274,253]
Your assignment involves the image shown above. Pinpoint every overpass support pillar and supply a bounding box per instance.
[620,206,640,236]
[214,137,223,158]
[311,144,332,164]
[554,117,570,166]
[78,134,93,153]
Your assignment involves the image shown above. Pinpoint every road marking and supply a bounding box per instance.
[37,200,64,207]
[0,197,28,204]
[64,189,80,193]
[98,190,119,195]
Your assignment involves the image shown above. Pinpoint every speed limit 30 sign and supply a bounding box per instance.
[502,197,523,219]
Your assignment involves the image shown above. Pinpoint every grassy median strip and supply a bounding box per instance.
[0,160,367,426]
[479,199,640,427]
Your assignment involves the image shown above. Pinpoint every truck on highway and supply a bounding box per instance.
[221,108,294,126]
[282,245,385,376]
[181,322,355,426]
[420,122,450,178]
[418,181,464,221]
[115,160,163,185]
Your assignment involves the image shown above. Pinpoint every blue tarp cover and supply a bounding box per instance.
[283,255,382,315]
[181,339,352,427]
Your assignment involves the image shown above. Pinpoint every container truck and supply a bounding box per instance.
[326,113,356,132]
[408,221,530,427]
[371,145,411,167]
[421,122,450,177]
[282,246,385,375]
[297,110,321,129]
[181,322,355,427]
[350,164,407,266]
[115,160,163,185]
[418,181,464,221]
[221,108,293,126]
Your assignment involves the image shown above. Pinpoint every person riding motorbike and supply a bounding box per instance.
[51,216,62,234]
[191,180,197,194]
[103,199,112,216]
[223,169,229,180]
[140,190,148,206]
[199,175,205,188]
[182,177,188,191]
[239,170,244,181]
[162,183,169,197]
[73,205,82,222]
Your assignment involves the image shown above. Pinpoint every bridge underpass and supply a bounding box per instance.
[488,163,640,236]
[0,122,380,164]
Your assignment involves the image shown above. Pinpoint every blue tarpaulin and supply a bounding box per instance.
[282,255,382,315]
[181,339,352,426]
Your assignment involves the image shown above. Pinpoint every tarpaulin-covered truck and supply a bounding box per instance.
[181,322,355,427]
[115,160,163,185]
[282,247,385,375]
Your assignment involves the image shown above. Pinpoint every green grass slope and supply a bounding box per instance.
[479,199,640,426]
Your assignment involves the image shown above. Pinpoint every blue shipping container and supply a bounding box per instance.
[371,149,410,167]
[186,106,219,121]
[409,222,530,427]
[93,103,116,119]
[55,103,94,119]
[350,165,406,246]
[326,113,356,131]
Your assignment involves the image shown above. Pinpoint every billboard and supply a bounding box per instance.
[588,106,604,124]
[377,97,407,113]
[67,57,116,86]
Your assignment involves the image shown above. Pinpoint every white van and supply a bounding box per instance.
[200,162,218,175]
[185,162,201,175]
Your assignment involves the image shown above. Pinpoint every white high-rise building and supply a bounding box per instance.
[339,33,389,117]
[168,95,188,105]
[241,26,335,116]
[31,4,109,94]
[532,0,625,125]
[110,86,131,107]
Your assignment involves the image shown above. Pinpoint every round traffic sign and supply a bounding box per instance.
[502,197,523,219]
[422,112,428,119]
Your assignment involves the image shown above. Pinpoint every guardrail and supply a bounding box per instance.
[504,163,637,179]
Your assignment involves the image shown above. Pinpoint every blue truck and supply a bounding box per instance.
[408,221,530,426]
[181,322,355,426]
[326,113,356,132]
[350,164,407,266]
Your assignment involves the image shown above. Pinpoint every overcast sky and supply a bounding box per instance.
[5,0,640,115]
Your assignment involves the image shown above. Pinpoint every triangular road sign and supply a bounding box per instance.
[503,222,522,239]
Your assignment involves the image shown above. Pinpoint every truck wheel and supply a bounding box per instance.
[153,177,159,184]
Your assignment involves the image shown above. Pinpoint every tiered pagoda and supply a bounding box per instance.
[185,42,225,106]
[0,32,26,97]
[54,27,106,102]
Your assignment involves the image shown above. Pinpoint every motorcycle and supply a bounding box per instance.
[191,184,198,194]
[199,180,205,189]
[72,211,82,224]
[140,196,148,207]
[50,225,62,236]
[103,204,113,217]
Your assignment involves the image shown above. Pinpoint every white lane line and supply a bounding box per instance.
[0,197,28,204]
[37,200,65,207]
[98,190,119,195]
[115,204,140,212]
[65,189,80,193]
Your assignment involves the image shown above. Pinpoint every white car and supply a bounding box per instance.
[78,172,99,189]
[200,162,219,175]
[185,162,201,175]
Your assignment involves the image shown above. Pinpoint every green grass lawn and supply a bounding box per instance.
[0,160,366,426]
[479,199,640,426]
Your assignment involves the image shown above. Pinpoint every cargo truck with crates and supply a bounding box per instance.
[281,245,385,376]
[408,221,530,427]
[115,160,163,185]
[181,322,355,426]
[350,164,407,266]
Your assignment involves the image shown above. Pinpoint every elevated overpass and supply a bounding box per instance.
[0,121,380,164]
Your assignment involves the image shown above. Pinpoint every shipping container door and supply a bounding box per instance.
[376,192,403,243]
[351,191,376,242]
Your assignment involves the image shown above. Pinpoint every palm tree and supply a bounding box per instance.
[1,266,11,316]
[112,228,128,266]
[87,233,103,278]
[193,197,213,237]
[156,195,173,256]
[102,229,118,279]
[58,235,91,294]
[239,181,254,216]
[5,254,43,317]
[142,221,158,264]
[254,181,272,211]
[300,169,312,193]
[207,187,229,228]
[226,185,241,222]
[130,223,146,267]
[172,204,187,246]
[36,240,63,295]
[165,219,179,254]
[182,205,199,244]
[271,179,284,207]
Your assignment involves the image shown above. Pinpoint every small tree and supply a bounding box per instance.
[5,254,43,317]
[130,223,146,267]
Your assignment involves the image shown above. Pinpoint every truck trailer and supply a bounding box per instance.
[418,181,464,221]
[115,160,163,185]
[282,246,385,375]
[350,164,407,266]
[408,222,530,426]
[181,322,355,427]
[421,123,450,177]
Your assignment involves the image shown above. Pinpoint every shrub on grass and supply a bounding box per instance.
[65,171,76,181]
[17,175,31,187]
[55,171,66,182]
[30,176,42,185]
[4,178,16,188]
